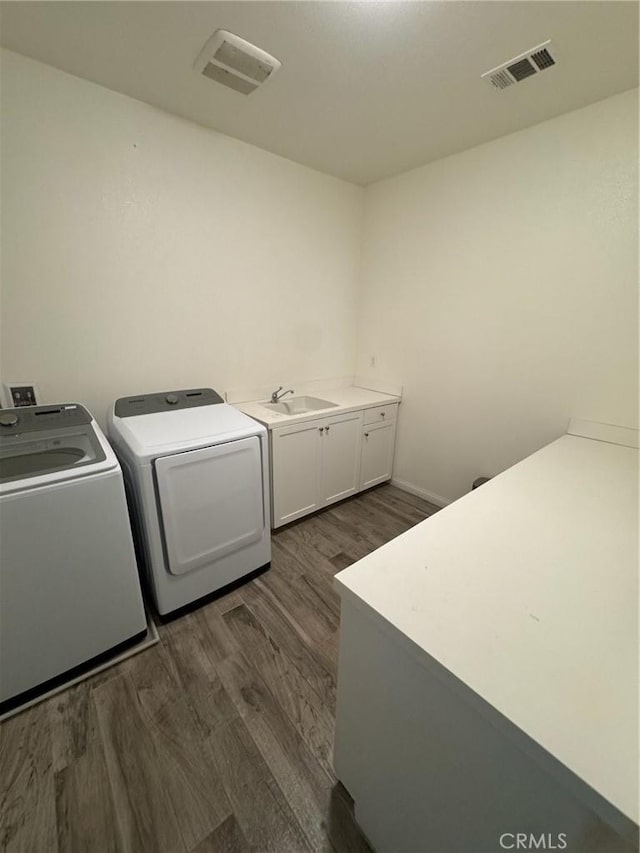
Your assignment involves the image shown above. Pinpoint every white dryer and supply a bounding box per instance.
[0,403,147,710]
[108,388,271,616]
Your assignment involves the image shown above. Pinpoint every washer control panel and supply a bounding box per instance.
[0,404,91,436]
[114,388,224,418]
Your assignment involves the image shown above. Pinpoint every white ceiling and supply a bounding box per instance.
[0,1,637,185]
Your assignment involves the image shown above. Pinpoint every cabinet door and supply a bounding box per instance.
[360,421,396,490]
[321,411,363,507]
[271,420,323,527]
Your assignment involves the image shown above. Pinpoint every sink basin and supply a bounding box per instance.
[262,396,338,415]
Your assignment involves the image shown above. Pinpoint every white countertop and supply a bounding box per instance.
[335,431,639,831]
[236,386,400,429]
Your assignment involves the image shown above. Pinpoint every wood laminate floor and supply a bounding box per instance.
[0,484,439,853]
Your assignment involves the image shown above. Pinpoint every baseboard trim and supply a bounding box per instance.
[391,478,451,508]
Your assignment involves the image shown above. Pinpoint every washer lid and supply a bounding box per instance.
[112,401,265,460]
[0,404,118,493]
[0,426,107,484]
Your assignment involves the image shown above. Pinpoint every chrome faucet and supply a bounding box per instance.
[271,386,295,403]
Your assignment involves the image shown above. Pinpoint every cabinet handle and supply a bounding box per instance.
[325,426,330,433]
[364,432,369,438]
[319,427,324,433]
[381,412,386,418]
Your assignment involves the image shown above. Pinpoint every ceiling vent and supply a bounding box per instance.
[481,41,556,90]
[194,30,281,95]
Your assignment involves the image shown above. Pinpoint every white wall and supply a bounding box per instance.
[0,50,364,423]
[1,51,636,504]
[356,89,639,504]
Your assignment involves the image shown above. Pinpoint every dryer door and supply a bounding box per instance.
[155,436,264,576]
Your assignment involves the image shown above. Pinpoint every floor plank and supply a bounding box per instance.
[271,534,343,621]
[217,652,336,852]
[48,680,98,774]
[240,588,337,707]
[319,630,341,679]
[198,600,244,664]
[328,552,354,573]
[162,611,238,738]
[276,514,373,573]
[217,651,370,853]
[310,512,380,565]
[222,605,336,776]
[258,547,339,642]
[0,703,58,853]
[55,737,121,853]
[364,489,434,526]
[93,672,186,852]
[126,647,232,851]
[209,716,313,853]
[383,483,441,514]
[191,815,251,853]
[327,498,405,547]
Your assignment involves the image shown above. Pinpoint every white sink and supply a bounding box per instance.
[262,396,338,415]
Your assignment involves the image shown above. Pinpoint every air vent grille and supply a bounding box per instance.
[531,48,555,70]
[490,69,514,90]
[213,40,273,83]
[202,63,259,95]
[194,30,281,96]
[507,58,537,82]
[482,40,557,91]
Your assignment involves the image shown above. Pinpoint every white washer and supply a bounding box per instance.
[0,403,147,710]
[107,388,271,616]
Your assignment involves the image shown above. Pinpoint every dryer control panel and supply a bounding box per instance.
[114,388,224,418]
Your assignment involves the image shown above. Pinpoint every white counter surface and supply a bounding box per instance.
[236,386,400,429]
[335,431,639,830]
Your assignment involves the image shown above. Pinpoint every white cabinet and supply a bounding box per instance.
[360,420,396,490]
[321,411,363,505]
[271,419,323,526]
[270,402,399,528]
[271,410,362,527]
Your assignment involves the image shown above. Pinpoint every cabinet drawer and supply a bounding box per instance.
[363,404,397,426]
